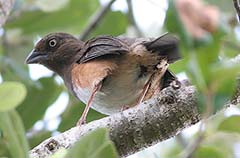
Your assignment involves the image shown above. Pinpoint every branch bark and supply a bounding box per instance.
[0,0,14,27]
[30,82,202,158]
[233,0,240,21]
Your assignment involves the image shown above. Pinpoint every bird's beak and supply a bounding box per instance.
[25,49,48,64]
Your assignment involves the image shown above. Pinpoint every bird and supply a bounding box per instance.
[25,32,180,126]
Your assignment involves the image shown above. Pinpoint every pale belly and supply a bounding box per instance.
[72,72,150,115]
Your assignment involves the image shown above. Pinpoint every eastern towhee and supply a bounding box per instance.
[25,33,180,125]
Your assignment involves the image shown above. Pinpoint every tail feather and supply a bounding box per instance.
[143,33,181,63]
[160,69,177,90]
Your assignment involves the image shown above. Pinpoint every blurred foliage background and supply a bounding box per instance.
[0,0,240,158]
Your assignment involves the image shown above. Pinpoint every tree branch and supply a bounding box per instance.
[233,0,240,21]
[126,0,143,37]
[29,67,240,158]
[0,0,14,27]
[28,51,240,158]
[30,83,202,158]
[79,0,117,40]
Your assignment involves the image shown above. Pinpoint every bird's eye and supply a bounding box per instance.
[49,39,57,47]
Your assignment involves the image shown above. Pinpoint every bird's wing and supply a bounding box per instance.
[77,35,129,63]
[142,33,180,63]
[119,33,180,63]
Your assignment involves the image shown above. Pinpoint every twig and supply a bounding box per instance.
[180,75,215,158]
[0,0,14,27]
[126,0,143,37]
[180,130,205,158]
[79,0,117,40]
[233,0,240,21]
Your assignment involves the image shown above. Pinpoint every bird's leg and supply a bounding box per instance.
[120,105,130,112]
[76,82,102,126]
[137,59,168,104]
[136,76,152,105]
[120,76,152,113]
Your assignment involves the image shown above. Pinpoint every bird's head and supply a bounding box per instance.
[25,33,83,74]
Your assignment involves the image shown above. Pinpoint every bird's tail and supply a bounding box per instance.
[143,33,181,63]
[141,33,180,100]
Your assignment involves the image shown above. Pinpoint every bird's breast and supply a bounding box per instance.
[70,59,151,115]
[72,77,145,115]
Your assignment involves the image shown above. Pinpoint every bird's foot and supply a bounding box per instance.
[75,82,102,127]
[76,117,87,126]
[121,105,130,112]
[170,80,181,89]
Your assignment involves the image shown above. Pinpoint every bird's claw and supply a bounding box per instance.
[76,118,87,126]
[121,105,130,112]
[170,80,181,89]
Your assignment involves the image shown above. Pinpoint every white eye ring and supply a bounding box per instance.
[49,39,57,47]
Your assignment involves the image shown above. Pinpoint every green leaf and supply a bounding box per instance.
[195,91,206,114]
[211,62,240,112]
[0,31,39,87]
[50,148,67,158]
[186,53,208,92]
[191,60,239,113]
[222,44,240,59]
[210,62,240,88]
[169,56,188,74]
[90,11,128,38]
[162,143,181,158]
[218,115,240,133]
[0,110,29,158]
[188,33,223,87]
[0,82,27,112]
[0,140,10,157]
[35,0,70,12]
[17,77,62,129]
[194,146,224,158]
[28,130,52,148]
[66,128,118,158]
[0,55,35,87]
[221,33,240,59]
[5,0,99,35]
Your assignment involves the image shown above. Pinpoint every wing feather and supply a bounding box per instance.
[77,35,129,63]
